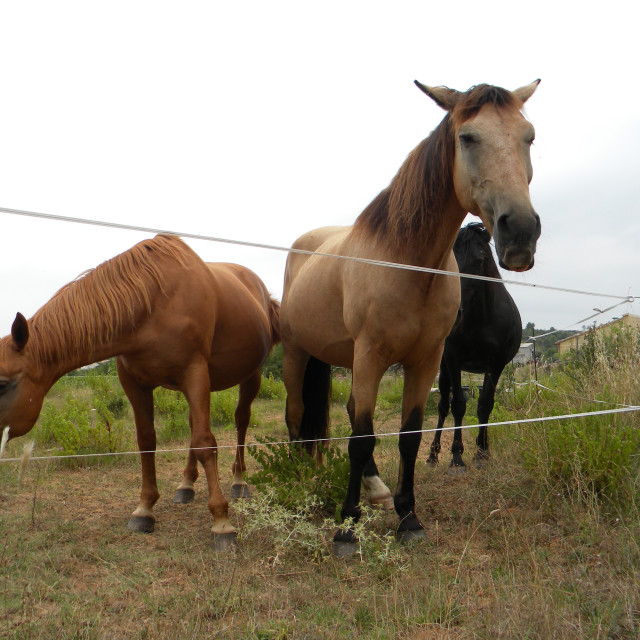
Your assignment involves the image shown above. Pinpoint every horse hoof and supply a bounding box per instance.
[229,483,251,499]
[473,451,490,469]
[173,488,195,504]
[333,540,358,557]
[448,464,467,476]
[127,515,155,533]
[210,532,238,552]
[425,457,439,467]
[396,527,426,544]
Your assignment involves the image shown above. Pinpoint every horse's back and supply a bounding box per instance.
[284,226,351,288]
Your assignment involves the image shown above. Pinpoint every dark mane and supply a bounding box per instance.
[353,84,517,250]
[454,222,501,279]
[29,235,193,366]
[453,84,516,124]
[353,115,454,247]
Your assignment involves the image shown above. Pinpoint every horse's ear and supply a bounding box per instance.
[414,81,461,111]
[512,79,540,104]
[11,313,29,351]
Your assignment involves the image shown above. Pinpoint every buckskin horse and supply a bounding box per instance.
[426,222,522,471]
[0,234,280,550]
[280,80,541,555]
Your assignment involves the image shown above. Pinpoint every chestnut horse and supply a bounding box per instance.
[0,234,280,549]
[280,80,541,554]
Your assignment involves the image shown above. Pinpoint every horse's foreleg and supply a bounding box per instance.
[349,391,394,510]
[474,370,497,466]
[173,448,198,504]
[449,367,466,473]
[395,360,438,541]
[230,371,261,498]
[182,358,235,550]
[427,362,450,466]
[117,361,159,533]
[334,351,385,553]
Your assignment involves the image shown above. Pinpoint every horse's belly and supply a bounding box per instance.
[282,270,354,367]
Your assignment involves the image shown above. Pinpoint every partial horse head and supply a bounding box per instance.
[0,313,45,439]
[453,222,497,277]
[415,80,541,271]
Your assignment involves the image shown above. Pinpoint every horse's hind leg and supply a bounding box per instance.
[347,392,393,510]
[427,362,450,466]
[474,370,498,467]
[183,357,235,550]
[174,448,198,504]
[117,361,160,533]
[230,371,261,499]
[283,345,309,443]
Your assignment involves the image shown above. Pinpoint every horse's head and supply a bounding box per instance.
[0,313,44,440]
[453,223,494,276]
[415,80,541,272]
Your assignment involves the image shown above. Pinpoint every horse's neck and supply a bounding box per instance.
[411,199,467,270]
[28,318,125,384]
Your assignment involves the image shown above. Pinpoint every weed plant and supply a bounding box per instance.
[37,395,129,464]
[249,437,349,517]
[503,326,640,509]
[257,374,286,401]
[235,485,408,569]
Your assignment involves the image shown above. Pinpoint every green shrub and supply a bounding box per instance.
[257,374,286,401]
[153,386,239,439]
[331,374,351,405]
[86,372,127,419]
[249,438,349,517]
[154,388,190,441]
[210,388,238,427]
[262,344,283,380]
[521,413,640,503]
[512,325,640,506]
[377,376,404,411]
[37,394,128,465]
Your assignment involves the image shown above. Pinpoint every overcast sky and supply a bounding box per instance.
[1,1,638,338]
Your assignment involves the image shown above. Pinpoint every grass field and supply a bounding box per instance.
[1,340,639,639]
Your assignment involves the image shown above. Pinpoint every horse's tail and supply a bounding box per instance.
[267,297,281,346]
[299,357,331,457]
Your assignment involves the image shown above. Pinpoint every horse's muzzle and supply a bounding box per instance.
[494,209,540,272]
[498,249,535,272]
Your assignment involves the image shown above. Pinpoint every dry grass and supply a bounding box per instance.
[1,387,639,639]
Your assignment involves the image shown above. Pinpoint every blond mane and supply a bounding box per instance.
[28,234,194,366]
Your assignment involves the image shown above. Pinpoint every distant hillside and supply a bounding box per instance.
[522,322,578,359]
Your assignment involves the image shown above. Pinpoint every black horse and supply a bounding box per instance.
[427,223,522,470]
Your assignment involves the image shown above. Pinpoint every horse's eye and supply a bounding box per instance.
[459,133,476,146]
[0,380,9,395]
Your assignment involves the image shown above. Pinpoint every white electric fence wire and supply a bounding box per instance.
[1,206,635,302]
[1,405,639,465]
[533,380,637,408]
[525,299,634,342]
[0,207,638,465]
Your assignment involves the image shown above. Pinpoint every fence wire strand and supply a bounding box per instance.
[0,205,638,467]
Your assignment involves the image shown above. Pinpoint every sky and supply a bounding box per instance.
[1,1,638,339]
